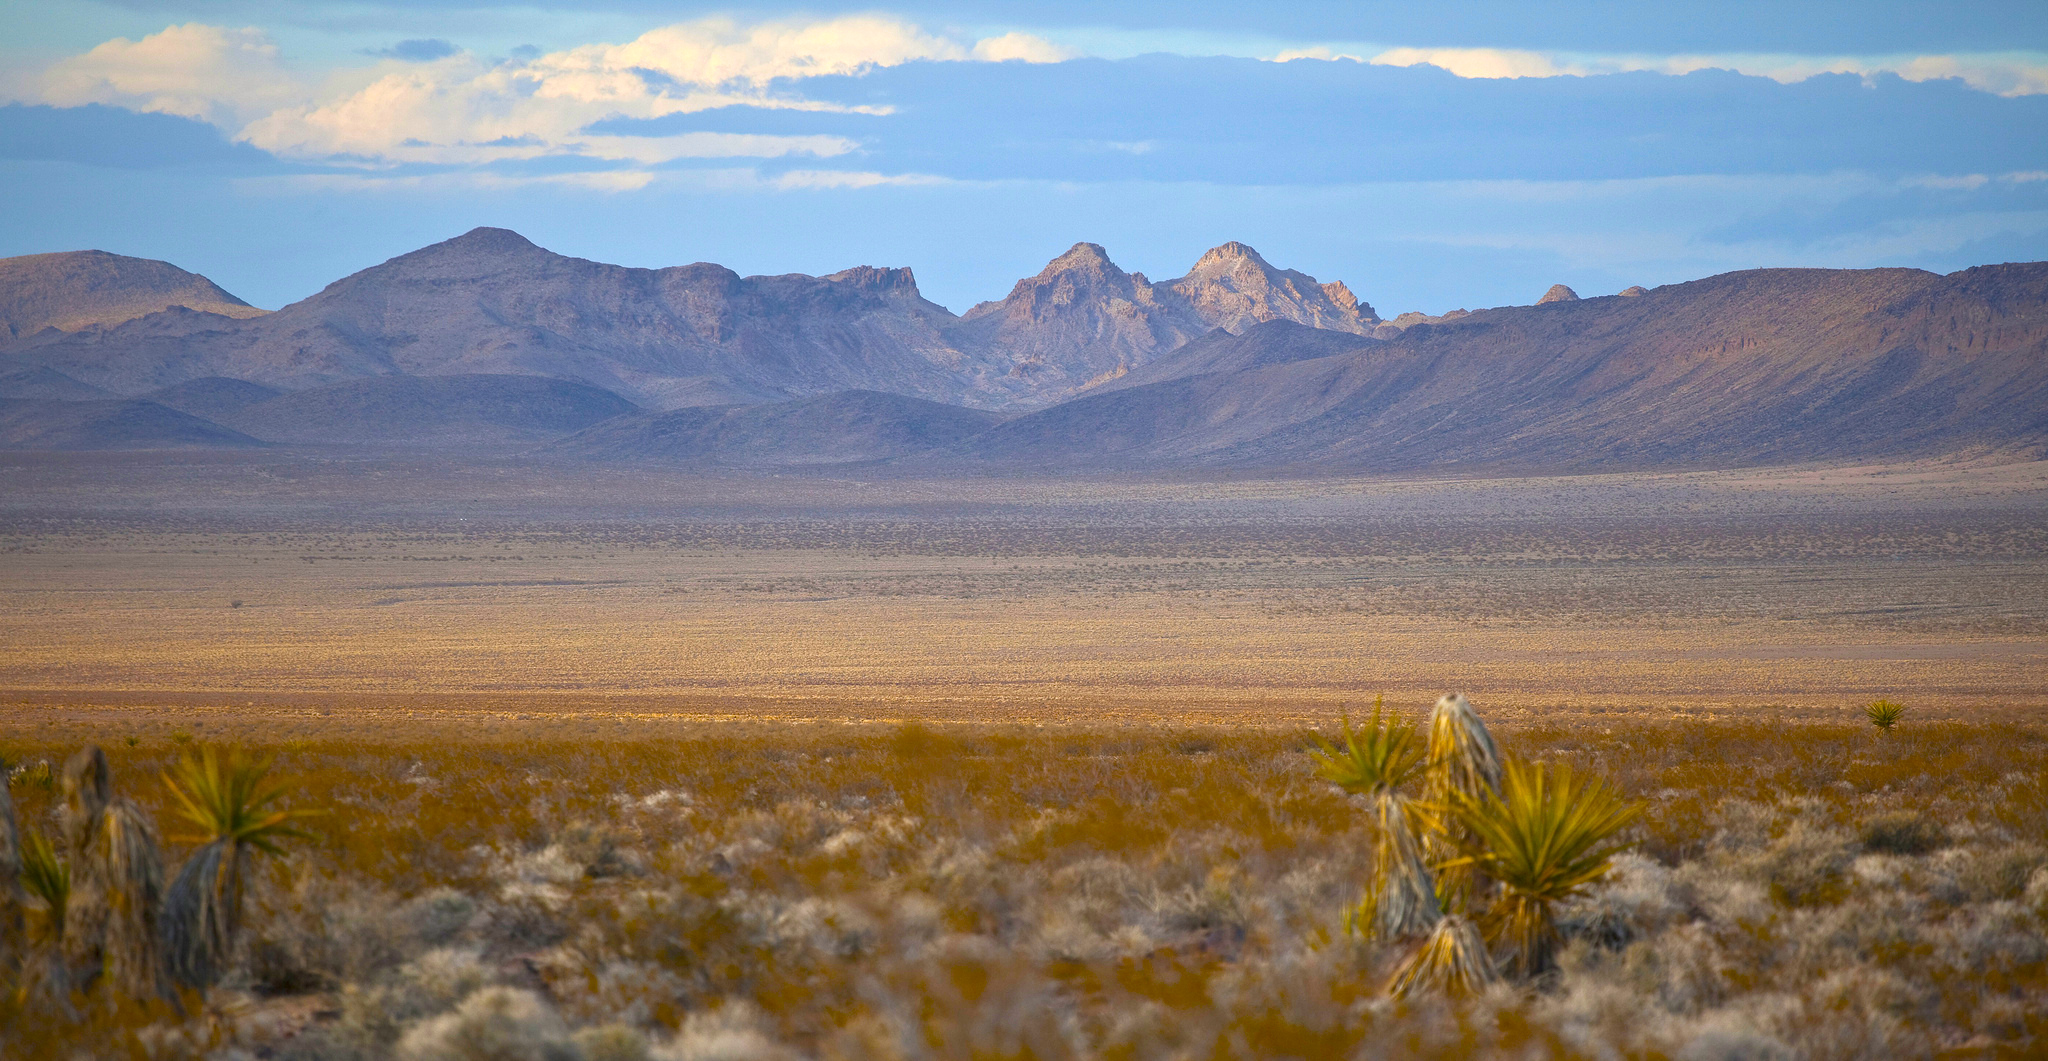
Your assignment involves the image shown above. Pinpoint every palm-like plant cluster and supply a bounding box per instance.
[0,743,318,1018]
[1865,699,1906,733]
[1316,693,1640,995]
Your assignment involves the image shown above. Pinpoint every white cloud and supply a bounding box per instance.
[971,33,1078,64]
[39,23,306,126]
[1363,47,1570,79]
[772,169,951,189]
[28,15,1071,171]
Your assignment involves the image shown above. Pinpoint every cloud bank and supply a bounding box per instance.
[23,17,1071,170]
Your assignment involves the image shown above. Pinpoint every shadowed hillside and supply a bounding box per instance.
[556,389,1003,465]
[955,263,2048,470]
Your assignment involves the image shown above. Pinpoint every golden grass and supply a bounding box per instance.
[2,715,2044,1058]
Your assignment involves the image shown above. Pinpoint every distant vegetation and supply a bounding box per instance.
[3,702,2044,1059]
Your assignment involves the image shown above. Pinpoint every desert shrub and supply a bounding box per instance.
[395,986,580,1061]
[1858,812,1948,856]
[1755,822,1856,907]
[2,719,2045,1060]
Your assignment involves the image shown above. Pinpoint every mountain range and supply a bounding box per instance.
[1,229,2042,471]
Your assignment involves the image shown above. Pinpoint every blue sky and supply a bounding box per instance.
[2,1,2045,317]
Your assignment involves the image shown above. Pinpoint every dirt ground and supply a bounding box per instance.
[3,452,2044,737]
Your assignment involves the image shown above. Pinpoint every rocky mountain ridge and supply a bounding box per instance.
[2,231,2041,471]
[0,230,1375,412]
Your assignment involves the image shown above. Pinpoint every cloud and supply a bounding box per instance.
[971,33,1077,64]
[38,23,305,127]
[1362,47,1570,79]
[771,169,951,189]
[1336,44,2048,97]
[239,170,659,194]
[25,15,1071,170]
[367,39,459,63]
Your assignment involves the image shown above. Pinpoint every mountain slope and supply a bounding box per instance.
[0,398,261,450]
[215,374,639,445]
[1084,318,1379,394]
[555,389,1002,465]
[5,229,988,410]
[0,250,265,341]
[953,263,2048,469]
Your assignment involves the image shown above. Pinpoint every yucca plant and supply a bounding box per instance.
[1386,914,1499,998]
[1445,758,1641,979]
[1313,700,1442,938]
[19,831,68,944]
[1865,699,1905,733]
[62,745,168,1002]
[0,769,22,980]
[1421,692,1503,911]
[161,746,322,990]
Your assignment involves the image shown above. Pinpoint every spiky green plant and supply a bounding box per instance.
[1421,692,1502,911]
[1311,697,1424,797]
[62,745,168,1003]
[1313,701,1442,939]
[1445,758,1641,979]
[1386,914,1499,998]
[19,831,67,943]
[1865,699,1905,733]
[160,746,321,990]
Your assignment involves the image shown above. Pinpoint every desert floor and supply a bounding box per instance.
[4,452,2043,738]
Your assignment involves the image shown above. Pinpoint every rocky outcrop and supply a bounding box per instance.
[1618,285,1648,297]
[952,240,1377,401]
[1161,242,1376,335]
[1537,284,1580,304]
[951,243,1206,396]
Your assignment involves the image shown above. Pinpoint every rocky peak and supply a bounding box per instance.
[1040,242,1119,276]
[1538,284,1580,304]
[1618,285,1648,297]
[964,243,1148,324]
[1319,280,1378,324]
[1164,242,1372,335]
[434,227,544,257]
[824,265,922,297]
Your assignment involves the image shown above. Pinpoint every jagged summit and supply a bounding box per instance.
[1165,241,1375,335]
[824,265,921,296]
[1047,242,1116,270]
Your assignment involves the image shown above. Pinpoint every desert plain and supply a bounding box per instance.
[3,451,2045,737]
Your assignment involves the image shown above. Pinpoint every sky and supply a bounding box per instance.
[1,1,2045,317]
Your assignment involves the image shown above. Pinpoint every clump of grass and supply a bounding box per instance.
[160,746,323,991]
[1865,699,1906,733]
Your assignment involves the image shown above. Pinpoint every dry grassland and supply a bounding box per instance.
[4,456,2047,1056]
